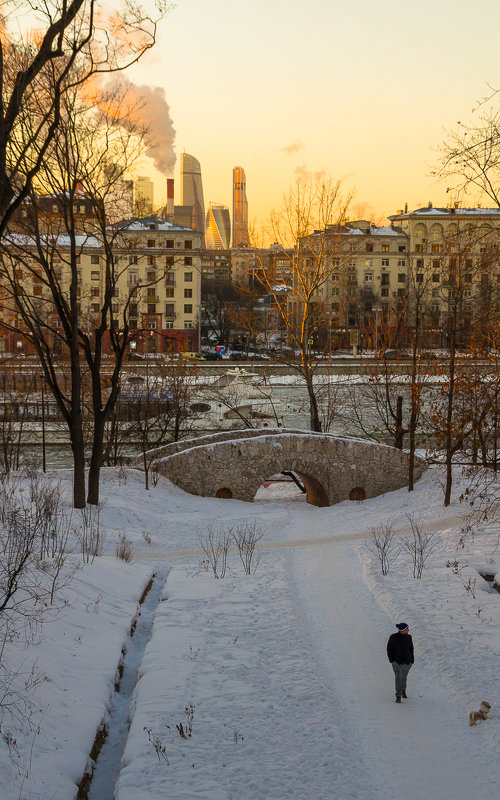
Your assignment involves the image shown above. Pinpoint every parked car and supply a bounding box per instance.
[202,352,223,361]
[383,349,411,360]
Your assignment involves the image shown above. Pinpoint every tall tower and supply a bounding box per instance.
[180,153,205,245]
[205,203,231,249]
[134,176,154,216]
[232,166,249,247]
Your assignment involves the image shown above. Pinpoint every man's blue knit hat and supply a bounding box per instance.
[396,623,409,631]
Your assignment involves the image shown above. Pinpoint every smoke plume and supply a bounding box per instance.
[90,76,176,176]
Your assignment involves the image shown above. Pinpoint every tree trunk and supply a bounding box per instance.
[394,395,404,449]
[69,414,86,508]
[304,367,322,432]
[87,413,106,505]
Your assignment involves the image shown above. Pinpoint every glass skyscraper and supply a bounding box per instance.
[205,203,231,249]
[180,153,206,245]
[232,166,249,247]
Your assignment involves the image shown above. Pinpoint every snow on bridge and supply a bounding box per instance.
[149,429,426,507]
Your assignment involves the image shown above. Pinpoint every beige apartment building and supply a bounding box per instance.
[289,222,409,349]
[389,205,500,346]
[0,215,202,356]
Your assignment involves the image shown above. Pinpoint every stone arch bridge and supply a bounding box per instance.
[148,429,426,507]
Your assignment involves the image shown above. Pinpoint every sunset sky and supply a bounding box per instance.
[130,0,500,227]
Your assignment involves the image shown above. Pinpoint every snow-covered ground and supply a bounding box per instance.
[2,465,500,799]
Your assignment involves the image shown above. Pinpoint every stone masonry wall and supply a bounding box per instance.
[154,432,427,506]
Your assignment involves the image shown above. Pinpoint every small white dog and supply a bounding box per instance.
[469,700,491,727]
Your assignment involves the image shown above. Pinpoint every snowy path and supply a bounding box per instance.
[131,511,468,560]
[287,506,499,800]
[88,570,168,800]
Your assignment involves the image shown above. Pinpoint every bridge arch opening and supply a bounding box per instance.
[255,470,329,507]
[215,487,233,499]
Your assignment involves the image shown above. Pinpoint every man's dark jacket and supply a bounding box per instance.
[387,632,414,664]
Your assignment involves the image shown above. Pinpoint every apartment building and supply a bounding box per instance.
[389,205,500,345]
[0,214,202,356]
[290,222,409,348]
[114,218,202,354]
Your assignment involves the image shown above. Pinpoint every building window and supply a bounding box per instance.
[128,271,139,286]
[91,255,100,264]
[184,272,193,282]
[165,304,175,317]
[331,288,339,296]
[432,288,438,298]
[147,304,156,313]
[184,304,193,314]
[397,288,405,297]
[397,259,406,267]
[364,273,373,283]
[165,288,174,298]
[381,273,389,285]
[366,243,373,252]
[381,258,389,267]
[184,256,192,266]
[381,244,389,253]
[91,303,100,312]
[91,287,100,297]
[365,259,373,267]
[147,320,157,329]
[147,256,156,266]
[432,273,440,282]
[91,271,100,280]
[184,321,193,329]
[184,240,192,250]
[184,288,193,298]
[129,319,138,329]
[112,303,118,313]
[166,239,174,248]
[416,273,423,283]
[165,320,173,329]
[381,287,389,297]
[397,273,406,282]
[398,245,406,252]
[129,255,138,265]
[415,244,423,253]
[431,244,440,253]
[147,239,155,248]
[147,270,156,282]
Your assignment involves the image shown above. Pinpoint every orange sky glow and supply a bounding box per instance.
[128,0,500,227]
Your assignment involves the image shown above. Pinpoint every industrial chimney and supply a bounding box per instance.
[166,178,174,221]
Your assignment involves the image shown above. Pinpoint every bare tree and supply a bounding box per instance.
[402,515,437,578]
[0,0,165,239]
[250,177,353,431]
[368,522,400,576]
[435,94,500,208]
[0,76,157,506]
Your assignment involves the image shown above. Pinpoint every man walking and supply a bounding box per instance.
[387,623,414,703]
